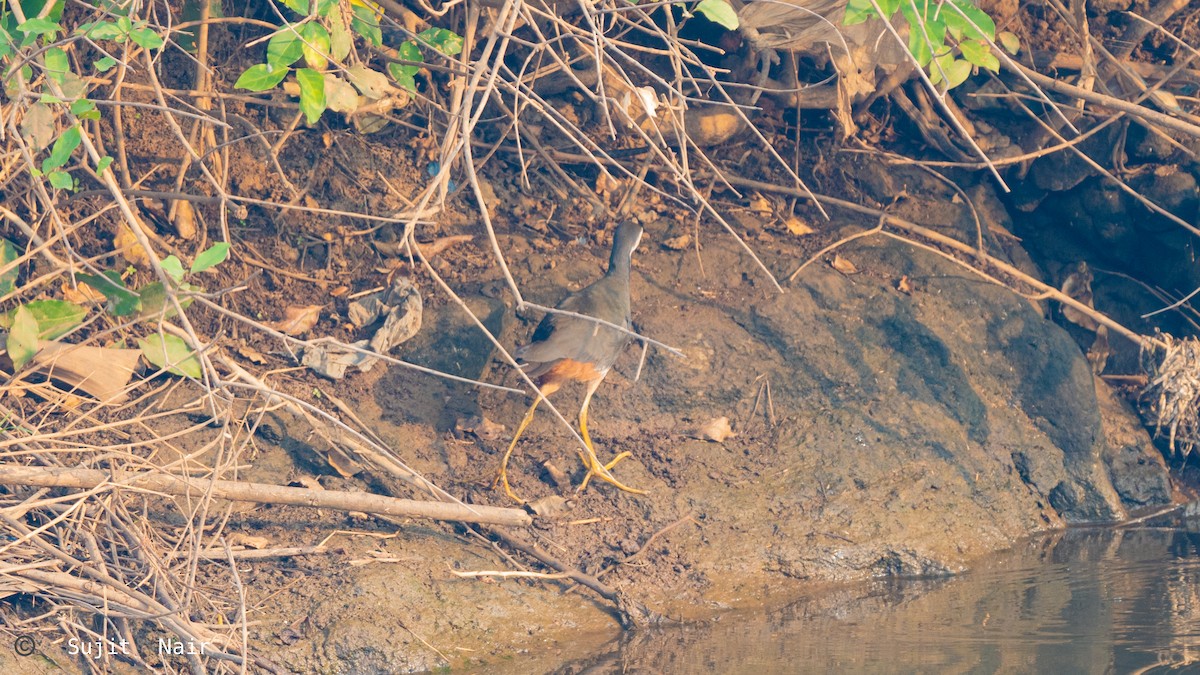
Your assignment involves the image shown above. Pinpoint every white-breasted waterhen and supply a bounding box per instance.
[498,222,648,502]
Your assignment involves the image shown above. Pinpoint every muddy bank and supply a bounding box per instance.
[240,173,1173,669]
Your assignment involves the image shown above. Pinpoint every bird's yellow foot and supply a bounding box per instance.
[578,450,647,495]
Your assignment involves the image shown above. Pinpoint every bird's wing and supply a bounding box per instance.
[516,285,629,369]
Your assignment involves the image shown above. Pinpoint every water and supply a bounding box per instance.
[555,525,1200,674]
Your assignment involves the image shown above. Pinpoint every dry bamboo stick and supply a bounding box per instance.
[0,464,531,527]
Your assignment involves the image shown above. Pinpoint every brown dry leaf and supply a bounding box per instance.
[527,495,570,517]
[698,416,735,443]
[831,254,859,275]
[416,235,473,258]
[897,275,913,295]
[330,286,350,298]
[62,281,105,304]
[1088,325,1110,375]
[1060,262,1099,331]
[541,460,570,489]
[267,305,323,336]
[172,200,197,240]
[228,533,270,550]
[684,109,743,146]
[455,415,506,442]
[748,193,772,215]
[785,216,814,236]
[595,171,617,197]
[115,224,151,268]
[326,448,363,477]
[662,234,692,250]
[33,341,140,403]
[295,476,323,491]
[236,344,268,364]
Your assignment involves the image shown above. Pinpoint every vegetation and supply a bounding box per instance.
[1,0,1198,667]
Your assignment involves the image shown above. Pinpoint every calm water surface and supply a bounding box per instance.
[554,525,1200,674]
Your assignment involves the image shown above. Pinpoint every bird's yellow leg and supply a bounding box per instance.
[576,381,647,496]
[497,395,542,503]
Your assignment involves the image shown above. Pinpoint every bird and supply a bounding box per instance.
[498,222,648,503]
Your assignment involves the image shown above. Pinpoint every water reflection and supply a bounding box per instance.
[557,525,1200,674]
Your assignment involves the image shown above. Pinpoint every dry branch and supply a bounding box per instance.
[0,464,531,527]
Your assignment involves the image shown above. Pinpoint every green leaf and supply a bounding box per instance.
[267,26,304,68]
[329,11,352,61]
[44,46,69,83]
[998,30,1020,55]
[47,170,73,190]
[300,22,331,69]
[129,26,164,49]
[0,239,19,296]
[79,271,141,316]
[388,62,417,92]
[42,125,81,172]
[71,98,102,122]
[135,281,168,317]
[314,0,336,17]
[350,5,381,47]
[417,27,464,56]
[190,242,230,273]
[70,98,96,116]
[297,67,327,124]
[398,39,422,65]
[7,305,39,370]
[77,20,124,40]
[929,54,972,90]
[959,39,998,72]
[279,0,309,14]
[693,0,737,30]
[844,0,874,25]
[22,299,86,339]
[234,63,290,91]
[160,255,185,283]
[944,0,995,41]
[17,17,59,38]
[138,333,202,378]
[95,155,113,175]
[904,4,945,68]
[94,56,118,72]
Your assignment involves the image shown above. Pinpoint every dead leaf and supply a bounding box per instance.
[330,286,350,298]
[684,109,743,146]
[456,415,506,442]
[228,533,270,549]
[748,193,772,215]
[527,495,569,517]
[662,234,692,250]
[416,235,473,258]
[541,460,570,489]
[326,448,363,477]
[831,254,859,275]
[172,200,197,240]
[785,216,813,236]
[33,341,141,403]
[1060,262,1099,331]
[897,275,913,294]
[115,224,151,268]
[294,476,323,491]
[697,416,735,443]
[1088,325,1110,375]
[236,344,268,364]
[62,281,105,304]
[268,305,323,336]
